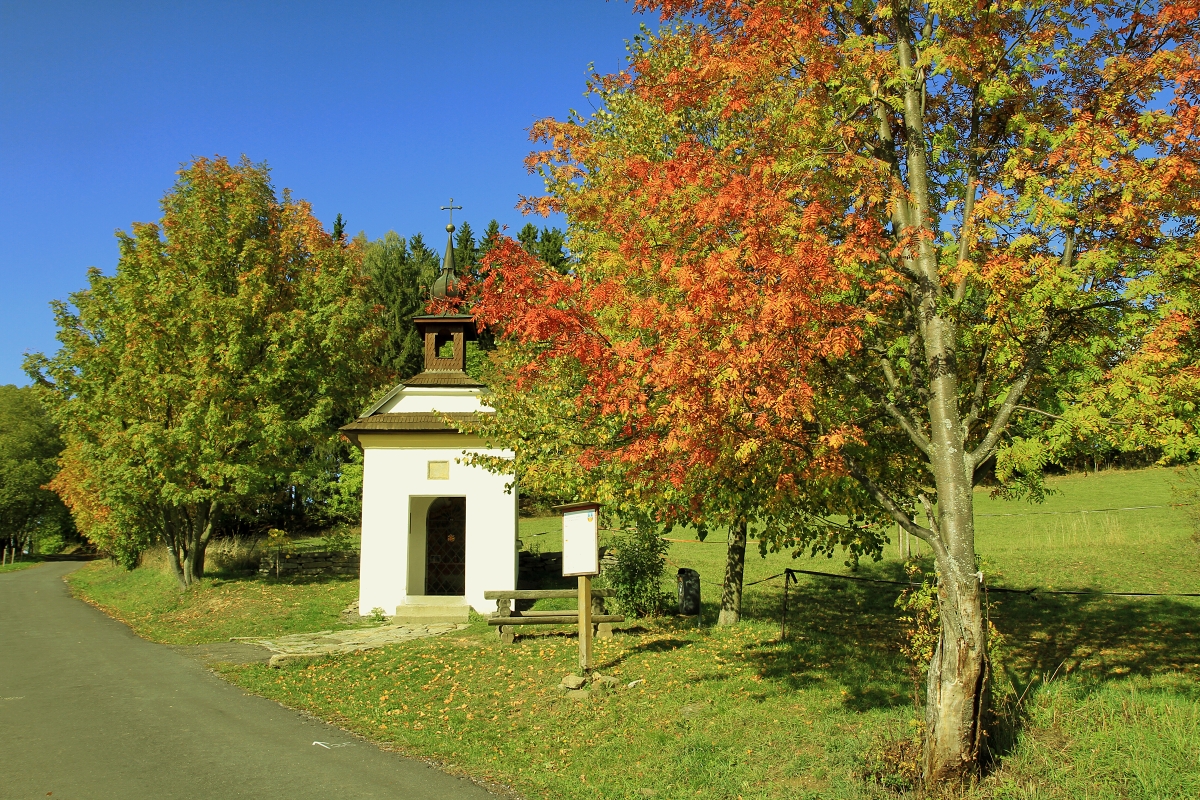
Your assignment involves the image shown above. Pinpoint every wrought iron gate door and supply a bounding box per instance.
[425,497,466,595]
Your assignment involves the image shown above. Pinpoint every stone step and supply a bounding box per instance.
[392,597,469,624]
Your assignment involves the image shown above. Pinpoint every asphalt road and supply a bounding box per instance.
[0,562,497,800]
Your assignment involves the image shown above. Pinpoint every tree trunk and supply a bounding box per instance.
[923,560,988,781]
[921,306,989,779]
[880,20,1000,781]
[920,321,990,782]
[718,518,747,626]
[181,499,217,586]
[163,525,189,590]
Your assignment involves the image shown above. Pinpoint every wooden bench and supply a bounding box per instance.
[485,589,624,644]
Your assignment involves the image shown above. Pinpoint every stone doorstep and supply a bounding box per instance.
[389,609,470,624]
[402,595,469,606]
[391,596,470,624]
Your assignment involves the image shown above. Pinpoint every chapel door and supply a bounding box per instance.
[425,497,466,596]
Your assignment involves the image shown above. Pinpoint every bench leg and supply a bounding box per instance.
[596,623,613,640]
[498,625,515,644]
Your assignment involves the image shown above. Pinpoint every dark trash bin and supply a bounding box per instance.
[677,568,700,616]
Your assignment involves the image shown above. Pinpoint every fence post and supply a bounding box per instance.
[780,570,793,640]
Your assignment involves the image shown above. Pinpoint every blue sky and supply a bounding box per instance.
[0,0,651,386]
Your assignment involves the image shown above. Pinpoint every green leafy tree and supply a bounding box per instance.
[27,156,382,587]
[0,385,74,557]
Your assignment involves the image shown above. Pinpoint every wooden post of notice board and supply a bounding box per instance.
[555,501,601,673]
[577,574,592,671]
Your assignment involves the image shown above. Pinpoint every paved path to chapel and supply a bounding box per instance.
[0,562,496,800]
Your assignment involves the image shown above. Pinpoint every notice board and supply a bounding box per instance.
[560,503,600,576]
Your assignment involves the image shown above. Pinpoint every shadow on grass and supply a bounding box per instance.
[990,591,1200,681]
[593,635,693,673]
[982,592,1200,765]
[740,569,912,712]
[724,560,1200,719]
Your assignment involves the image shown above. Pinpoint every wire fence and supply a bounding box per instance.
[976,502,1194,517]
[772,567,1200,640]
[654,501,1196,545]
[663,559,1200,638]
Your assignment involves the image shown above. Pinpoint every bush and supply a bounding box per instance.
[605,524,669,617]
[264,528,294,553]
[323,524,359,552]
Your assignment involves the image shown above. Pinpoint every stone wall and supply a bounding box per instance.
[258,550,359,579]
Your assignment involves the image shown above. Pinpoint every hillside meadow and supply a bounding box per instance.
[67,467,1200,798]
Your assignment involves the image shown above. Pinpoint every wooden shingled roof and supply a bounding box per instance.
[403,371,485,388]
[340,411,489,433]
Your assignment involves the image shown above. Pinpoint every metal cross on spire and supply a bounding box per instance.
[433,198,463,302]
[440,198,463,230]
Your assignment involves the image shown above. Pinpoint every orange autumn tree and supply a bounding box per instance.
[471,0,1200,782]
[470,225,879,625]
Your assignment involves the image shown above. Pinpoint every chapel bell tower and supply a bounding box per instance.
[411,219,477,377]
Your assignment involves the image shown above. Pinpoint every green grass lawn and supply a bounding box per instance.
[68,467,1200,798]
[0,559,43,574]
[67,561,360,645]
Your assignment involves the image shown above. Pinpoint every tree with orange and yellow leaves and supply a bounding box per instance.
[470,1,1200,782]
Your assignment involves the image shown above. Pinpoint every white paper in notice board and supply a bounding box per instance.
[562,507,599,576]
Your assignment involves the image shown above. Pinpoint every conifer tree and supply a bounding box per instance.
[454,221,478,275]
[361,231,432,381]
[479,219,502,256]
[515,223,569,272]
[516,223,541,256]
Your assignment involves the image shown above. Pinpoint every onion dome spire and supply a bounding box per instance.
[432,198,463,301]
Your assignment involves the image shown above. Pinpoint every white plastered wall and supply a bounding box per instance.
[378,386,493,414]
[358,438,517,616]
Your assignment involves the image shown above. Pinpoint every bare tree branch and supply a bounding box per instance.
[968,363,1035,469]
[841,453,949,564]
[877,355,932,455]
[1015,404,1063,421]
[918,493,939,538]
[952,172,977,303]
[960,343,989,438]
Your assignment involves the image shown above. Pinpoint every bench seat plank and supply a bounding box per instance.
[487,614,624,626]
[485,588,617,600]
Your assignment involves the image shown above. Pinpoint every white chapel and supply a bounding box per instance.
[341,223,517,622]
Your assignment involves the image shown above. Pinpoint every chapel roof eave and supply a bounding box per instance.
[413,314,478,335]
[340,411,490,432]
[339,410,494,448]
